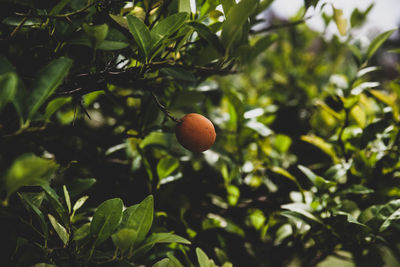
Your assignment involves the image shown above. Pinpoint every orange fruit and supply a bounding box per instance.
[175,113,216,152]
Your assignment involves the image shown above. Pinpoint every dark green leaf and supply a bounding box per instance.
[135,233,191,256]
[19,192,49,239]
[188,21,225,54]
[24,57,73,121]
[0,72,18,111]
[82,23,108,49]
[68,178,96,198]
[221,0,258,51]
[160,67,195,82]
[281,203,323,225]
[150,13,189,55]
[50,0,71,15]
[127,15,151,60]
[90,198,123,246]
[123,195,153,245]
[41,184,67,222]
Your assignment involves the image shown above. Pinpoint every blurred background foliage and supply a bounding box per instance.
[0,0,400,266]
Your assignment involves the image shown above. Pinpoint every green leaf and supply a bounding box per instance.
[135,233,191,256]
[380,208,400,232]
[160,67,196,82]
[341,185,374,195]
[300,135,339,163]
[127,15,151,60]
[63,185,71,214]
[298,165,336,190]
[71,195,89,221]
[333,7,347,36]
[333,211,368,228]
[281,203,323,225]
[41,184,67,223]
[196,247,218,267]
[167,252,185,267]
[123,195,153,245]
[221,0,258,52]
[4,154,58,202]
[90,198,123,246]
[73,222,90,241]
[97,27,130,51]
[48,214,69,245]
[68,178,96,198]
[150,13,188,54]
[0,72,18,111]
[112,228,138,253]
[249,34,278,61]
[19,192,49,239]
[44,97,71,121]
[109,14,129,29]
[179,0,191,13]
[366,29,396,60]
[157,156,179,179]
[72,195,89,213]
[24,57,73,121]
[82,23,109,49]
[152,258,175,267]
[221,0,235,14]
[49,0,70,15]
[227,184,240,206]
[188,21,225,54]
[304,0,319,9]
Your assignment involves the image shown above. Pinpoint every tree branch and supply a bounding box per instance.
[250,16,313,34]
[14,0,102,20]
[151,91,180,123]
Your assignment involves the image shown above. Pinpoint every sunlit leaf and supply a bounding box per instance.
[333,7,347,36]
[112,228,138,253]
[0,72,18,111]
[157,156,179,179]
[48,214,69,245]
[366,29,396,60]
[5,154,58,202]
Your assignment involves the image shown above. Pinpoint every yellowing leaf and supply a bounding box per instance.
[333,7,347,36]
[301,135,339,163]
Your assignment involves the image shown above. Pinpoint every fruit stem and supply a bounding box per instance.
[151,91,181,123]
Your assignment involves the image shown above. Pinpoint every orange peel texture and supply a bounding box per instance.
[175,113,216,152]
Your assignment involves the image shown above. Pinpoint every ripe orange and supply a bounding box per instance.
[175,113,216,152]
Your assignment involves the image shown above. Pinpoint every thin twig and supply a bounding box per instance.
[14,0,101,20]
[10,14,29,39]
[251,16,313,34]
[151,91,180,123]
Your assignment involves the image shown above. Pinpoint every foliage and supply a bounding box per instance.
[0,0,400,266]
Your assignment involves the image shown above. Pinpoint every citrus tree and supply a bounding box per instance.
[1,0,400,266]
